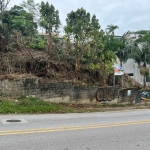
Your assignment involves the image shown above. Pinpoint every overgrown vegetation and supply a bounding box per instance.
[0,96,74,114]
[0,0,150,87]
[0,1,118,85]
[0,96,136,114]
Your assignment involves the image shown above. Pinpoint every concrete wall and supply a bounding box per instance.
[118,88,138,103]
[0,78,99,104]
[0,77,141,104]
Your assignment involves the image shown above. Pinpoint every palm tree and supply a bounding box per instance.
[116,31,132,67]
[130,33,150,88]
[106,24,119,36]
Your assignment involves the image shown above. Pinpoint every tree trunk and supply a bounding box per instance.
[103,62,106,86]
[75,42,79,81]
[112,31,114,36]
[143,75,146,88]
[47,32,52,56]
[30,32,33,44]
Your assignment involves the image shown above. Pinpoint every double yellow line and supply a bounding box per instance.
[1,120,150,136]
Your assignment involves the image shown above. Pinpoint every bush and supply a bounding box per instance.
[31,36,46,50]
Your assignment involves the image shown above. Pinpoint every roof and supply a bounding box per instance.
[38,32,63,39]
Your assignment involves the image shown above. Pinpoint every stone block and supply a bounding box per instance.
[43,96,70,103]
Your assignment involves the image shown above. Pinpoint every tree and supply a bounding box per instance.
[64,8,117,85]
[81,14,104,70]
[0,0,10,24]
[64,8,104,80]
[65,7,88,76]
[0,0,10,52]
[103,33,120,52]
[130,33,150,88]
[3,5,37,36]
[20,0,39,21]
[97,32,119,85]
[134,30,150,34]
[0,0,10,27]
[1,5,38,52]
[20,0,39,42]
[116,31,132,66]
[39,1,61,55]
[106,24,119,36]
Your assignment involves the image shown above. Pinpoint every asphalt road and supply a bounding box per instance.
[1,109,150,150]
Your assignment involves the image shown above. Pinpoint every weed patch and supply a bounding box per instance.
[0,96,73,114]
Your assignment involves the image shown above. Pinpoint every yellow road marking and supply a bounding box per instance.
[1,120,150,136]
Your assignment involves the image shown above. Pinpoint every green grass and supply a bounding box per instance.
[0,96,73,114]
[0,96,144,114]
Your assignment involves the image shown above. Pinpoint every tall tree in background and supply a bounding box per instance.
[0,0,10,52]
[105,24,131,67]
[39,1,61,55]
[1,5,38,52]
[103,33,120,53]
[106,24,119,36]
[20,0,39,21]
[3,5,37,36]
[20,0,39,42]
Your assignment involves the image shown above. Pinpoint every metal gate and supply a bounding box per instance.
[96,87,118,102]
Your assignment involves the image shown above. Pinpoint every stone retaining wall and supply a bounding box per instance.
[0,78,99,104]
[0,78,140,104]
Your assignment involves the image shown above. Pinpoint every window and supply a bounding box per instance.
[128,73,134,76]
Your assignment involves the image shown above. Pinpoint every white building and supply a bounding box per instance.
[115,59,150,85]
[114,33,150,86]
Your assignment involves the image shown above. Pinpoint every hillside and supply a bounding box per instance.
[0,49,142,88]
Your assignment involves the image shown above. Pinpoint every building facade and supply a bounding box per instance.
[114,33,150,86]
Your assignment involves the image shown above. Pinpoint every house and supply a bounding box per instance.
[38,32,64,40]
[114,33,150,86]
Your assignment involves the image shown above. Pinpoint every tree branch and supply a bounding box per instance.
[0,0,10,12]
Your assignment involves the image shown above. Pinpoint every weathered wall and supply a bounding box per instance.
[0,78,99,104]
[0,78,140,104]
[118,88,138,103]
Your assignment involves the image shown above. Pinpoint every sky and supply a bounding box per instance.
[8,0,150,36]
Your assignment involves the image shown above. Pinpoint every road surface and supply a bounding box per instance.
[0,109,150,150]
